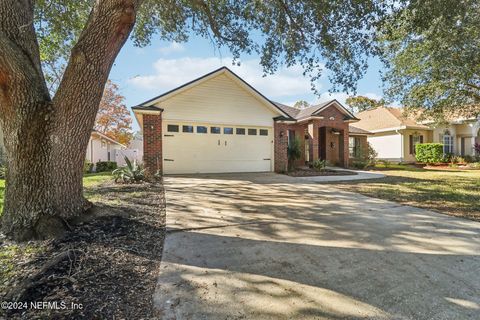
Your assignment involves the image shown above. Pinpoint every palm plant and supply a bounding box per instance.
[112,156,145,183]
[287,137,302,171]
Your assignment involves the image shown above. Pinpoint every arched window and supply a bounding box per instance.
[443,129,454,154]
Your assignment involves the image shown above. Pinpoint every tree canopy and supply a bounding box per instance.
[35,0,386,95]
[95,80,133,146]
[378,0,480,120]
[345,96,386,113]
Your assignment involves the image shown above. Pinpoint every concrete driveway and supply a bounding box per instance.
[154,173,480,320]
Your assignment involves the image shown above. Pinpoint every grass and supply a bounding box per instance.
[331,164,480,221]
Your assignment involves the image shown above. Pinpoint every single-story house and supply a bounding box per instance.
[353,107,480,162]
[86,130,127,164]
[132,67,370,175]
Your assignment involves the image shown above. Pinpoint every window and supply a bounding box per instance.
[224,127,233,134]
[167,124,179,132]
[236,128,245,135]
[349,137,360,158]
[259,129,268,136]
[101,140,107,149]
[211,126,221,134]
[182,125,194,133]
[409,133,423,154]
[197,126,207,134]
[443,130,454,154]
[248,128,257,135]
[288,130,295,146]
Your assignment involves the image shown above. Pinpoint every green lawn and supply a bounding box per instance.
[0,172,112,213]
[331,164,480,221]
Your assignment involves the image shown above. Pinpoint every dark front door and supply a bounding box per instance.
[338,131,344,166]
[319,127,327,160]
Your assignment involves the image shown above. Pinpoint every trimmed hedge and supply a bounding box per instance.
[415,143,443,164]
[95,161,117,172]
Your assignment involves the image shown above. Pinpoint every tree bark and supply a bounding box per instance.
[0,0,140,240]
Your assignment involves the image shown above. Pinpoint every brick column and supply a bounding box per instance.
[143,113,162,177]
[274,122,289,173]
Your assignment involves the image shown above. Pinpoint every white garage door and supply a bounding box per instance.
[162,122,273,174]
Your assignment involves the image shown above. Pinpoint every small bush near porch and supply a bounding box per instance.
[329,164,480,221]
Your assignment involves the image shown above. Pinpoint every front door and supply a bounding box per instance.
[318,127,327,160]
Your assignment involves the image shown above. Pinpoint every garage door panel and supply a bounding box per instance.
[163,123,273,174]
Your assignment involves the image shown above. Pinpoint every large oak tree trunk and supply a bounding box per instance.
[0,0,140,240]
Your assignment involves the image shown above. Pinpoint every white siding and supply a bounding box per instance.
[86,137,122,163]
[157,73,277,127]
[368,131,403,161]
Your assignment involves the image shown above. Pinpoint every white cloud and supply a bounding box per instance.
[128,57,318,99]
[158,42,185,55]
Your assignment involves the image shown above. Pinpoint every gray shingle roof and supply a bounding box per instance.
[272,100,357,121]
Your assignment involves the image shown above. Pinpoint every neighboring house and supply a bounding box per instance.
[354,107,480,162]
[132,67,370,175]
[86,130,126,164]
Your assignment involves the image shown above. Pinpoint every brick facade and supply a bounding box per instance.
[274,122,289,172]
[274,106,351,172]
[143,113,162,177]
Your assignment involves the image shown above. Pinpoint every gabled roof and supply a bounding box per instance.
[273,100,358,121]
[349,125,371,135]
[131,105,163,112]
[91,130,126,148]
[354,107,431,132]
[132,66,292,119]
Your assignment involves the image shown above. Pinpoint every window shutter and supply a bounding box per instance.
[409,135,413,154]
[420,135,424,143]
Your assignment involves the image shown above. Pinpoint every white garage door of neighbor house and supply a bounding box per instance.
[162,122,273,174]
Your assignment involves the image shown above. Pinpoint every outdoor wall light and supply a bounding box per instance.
[280,131,285,138]
[331,142,336,148]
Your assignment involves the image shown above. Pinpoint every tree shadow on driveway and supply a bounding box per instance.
[155,174,480,319]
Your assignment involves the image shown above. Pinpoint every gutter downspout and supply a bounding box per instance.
[396,129,404,162]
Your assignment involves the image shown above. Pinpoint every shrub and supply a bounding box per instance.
[113,156,145,183]
[351,142,377,169]
[415,143,443,164]
[451,156,465,164]
[83,160,93,174]
[287,137,302,171]
[312,159,328,171]
[351,159,370,169]
[95,161,117,172]
[468,162,480,169]
[474,143,480,155]
[442,153,454,163]
[463,155,475,163]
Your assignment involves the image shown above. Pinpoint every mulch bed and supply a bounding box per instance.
[287,168,357,177]
[1,181,166,319]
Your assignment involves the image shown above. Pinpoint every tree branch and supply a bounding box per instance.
[54,0,142,119]
[0,0,46,88]
[193,0,235,42]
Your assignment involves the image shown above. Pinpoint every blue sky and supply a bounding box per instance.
[109,35,385,131]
